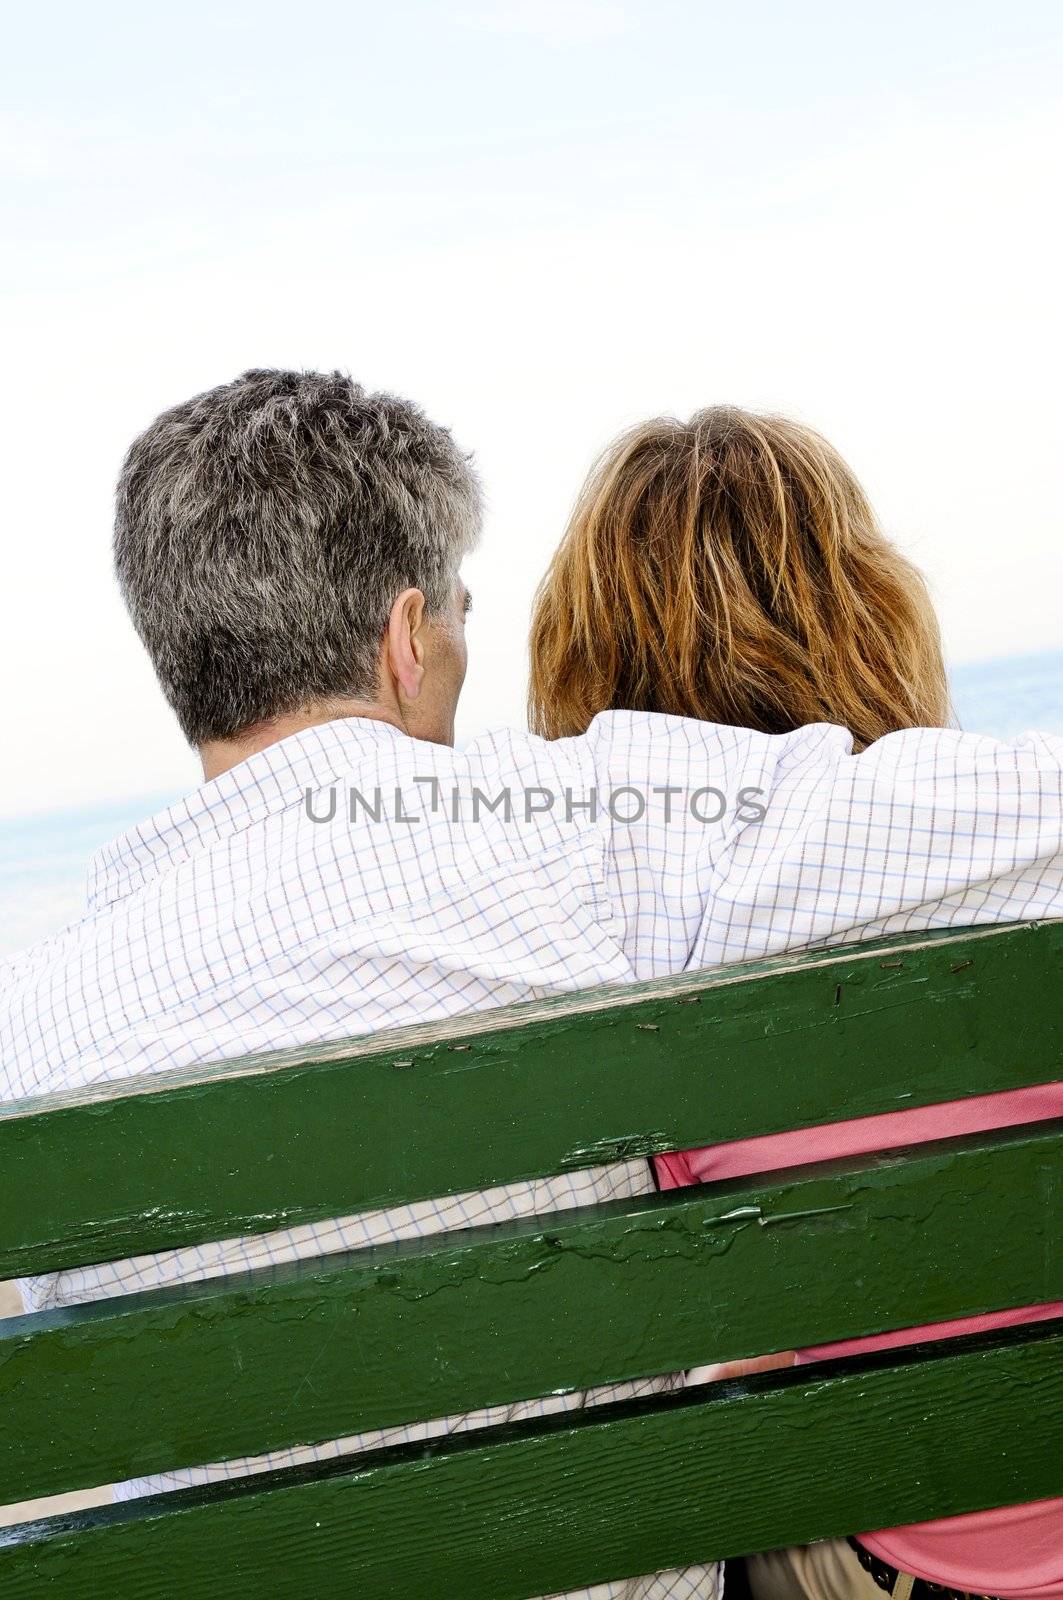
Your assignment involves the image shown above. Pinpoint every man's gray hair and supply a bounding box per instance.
[114,368,482,745]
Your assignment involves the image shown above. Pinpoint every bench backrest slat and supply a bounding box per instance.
[1,920,1060,1597]
[2,1116,1060,1506]
[2,1321,1061,1600]
[2,921,1060,1279]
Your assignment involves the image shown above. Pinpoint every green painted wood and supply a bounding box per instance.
[2,1321,1060,1599]
[2,921,1061,1278]
[2,1119,1060,1504]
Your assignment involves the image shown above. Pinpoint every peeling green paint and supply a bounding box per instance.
[1,922,1060,1278]
[1,1118,1059,1504]
[0,919,1060,1594]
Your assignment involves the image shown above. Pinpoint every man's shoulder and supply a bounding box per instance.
[0,911,92,987]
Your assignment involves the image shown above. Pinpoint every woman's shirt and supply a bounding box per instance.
[657,1078,1063,1599]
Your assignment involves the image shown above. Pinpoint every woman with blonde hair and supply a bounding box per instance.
[529,407,1063,1600]
[530,407,948,749]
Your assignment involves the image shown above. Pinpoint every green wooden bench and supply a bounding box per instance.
[1,919,1061,1597]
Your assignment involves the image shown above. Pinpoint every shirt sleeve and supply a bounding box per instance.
[580,711,1063,975]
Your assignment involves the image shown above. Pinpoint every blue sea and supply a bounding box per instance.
[1,650,1061,959]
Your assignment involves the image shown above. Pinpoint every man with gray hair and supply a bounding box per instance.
[115,366,480,757]
[3,368,1062,1600]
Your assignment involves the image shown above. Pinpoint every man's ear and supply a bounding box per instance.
[384,588,428,702]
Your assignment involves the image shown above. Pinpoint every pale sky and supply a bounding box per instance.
[2,0,1061,820]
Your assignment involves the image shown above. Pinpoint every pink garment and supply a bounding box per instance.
[655,1082,1063,1599]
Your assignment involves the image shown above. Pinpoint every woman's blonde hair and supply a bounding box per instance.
[529,407,949,749]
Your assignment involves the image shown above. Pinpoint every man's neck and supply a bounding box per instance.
[199,699,404,783]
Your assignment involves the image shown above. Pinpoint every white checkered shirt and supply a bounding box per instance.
[3,710,1063,1600]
